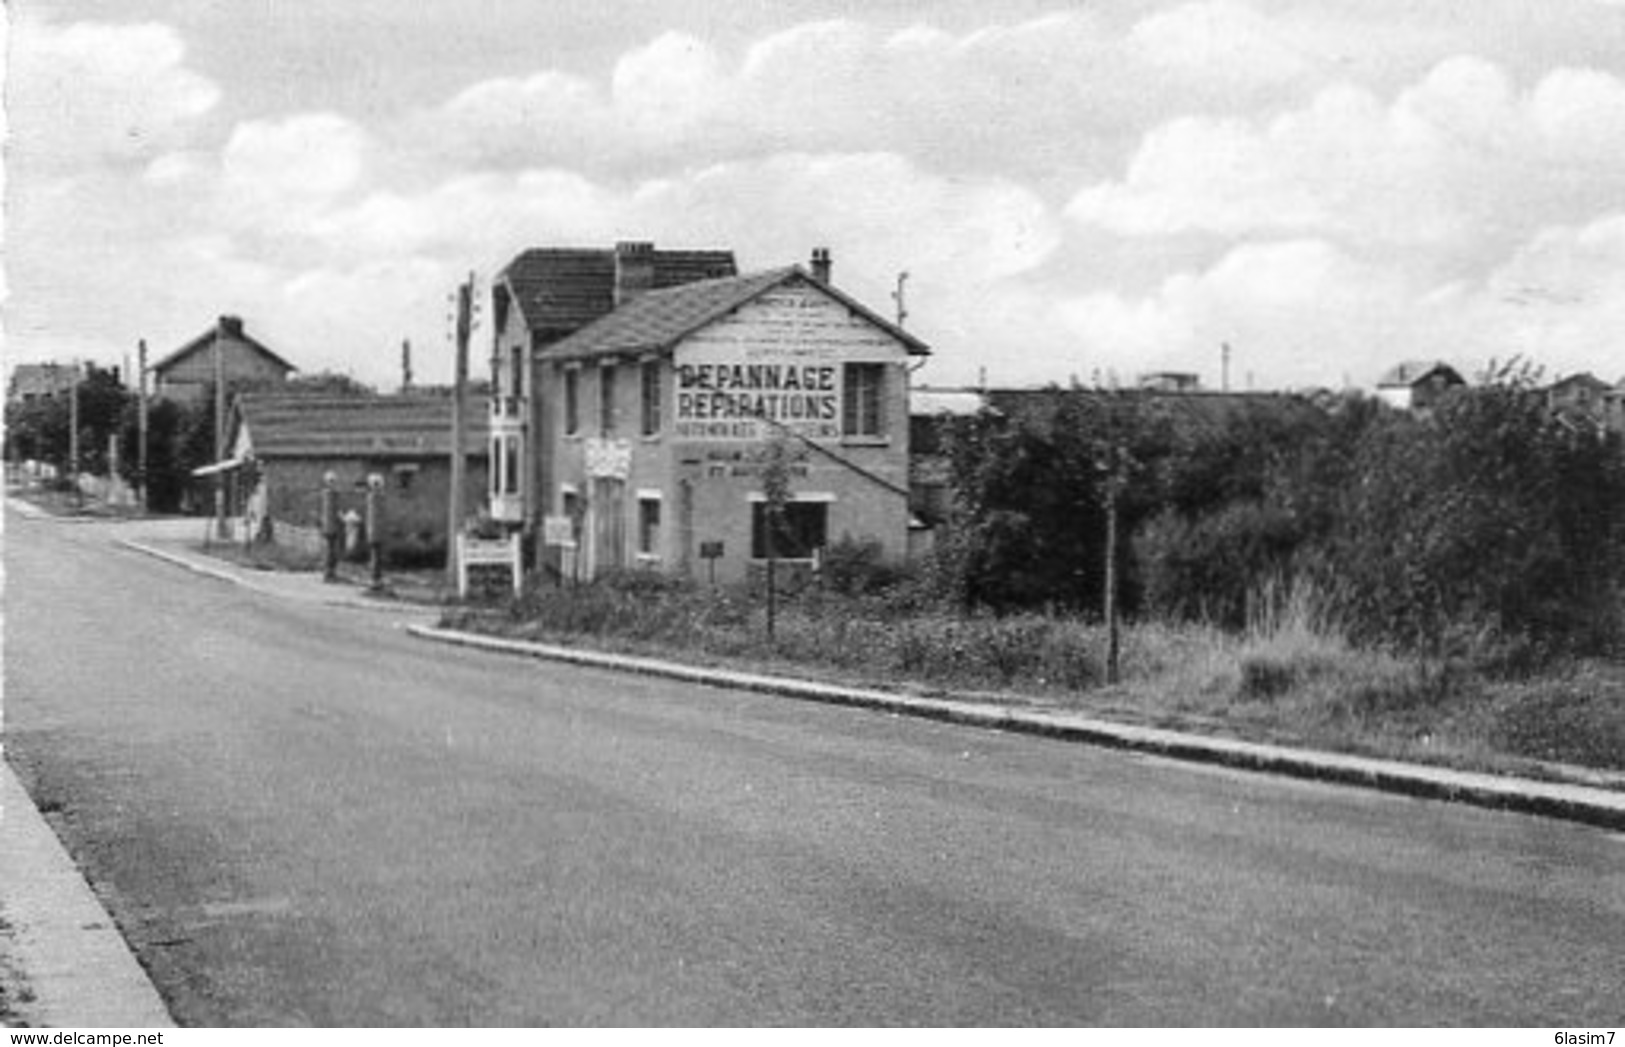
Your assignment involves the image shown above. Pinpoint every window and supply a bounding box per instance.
[393,464,419,492]
[752,501,828,560]
[564,367,580,436]
[599,363,618,434]
[562,489,583,543]
[843,363,886,437]
[637,496,661,558]
[501,435,521,496]
[509,345,525,400]
[640,360,662,437]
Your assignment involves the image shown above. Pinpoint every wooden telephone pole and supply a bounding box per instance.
[446,274,473,585]
[68,361,81,507]
[138,339,149,513]
[214,324,229,539]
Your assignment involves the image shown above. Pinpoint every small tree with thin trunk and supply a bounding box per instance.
[759,431,794,641]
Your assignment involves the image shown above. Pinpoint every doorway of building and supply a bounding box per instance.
[591,477,626,575]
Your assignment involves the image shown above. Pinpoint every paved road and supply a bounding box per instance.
[4,514,1623,1026]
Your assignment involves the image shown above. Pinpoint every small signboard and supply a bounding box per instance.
[542,515,577,547]
[457,532,523,600]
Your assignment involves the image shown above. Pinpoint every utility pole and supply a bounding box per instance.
[1098,390,1128,685]
[138,339,149,514]
[1222,342,1232,393]
[446,274,473,586]
[401,338,413,392]
[69,361,81,508]
[1104,457,1121,685]
[214,323,229,539]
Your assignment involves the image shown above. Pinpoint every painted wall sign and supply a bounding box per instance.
[584,437,632,479]
[674,285,899,442]
[675,362,839,441]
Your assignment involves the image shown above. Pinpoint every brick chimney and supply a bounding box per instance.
[810,247,832,285]
[217,315,244,340]
[613,241,656,305]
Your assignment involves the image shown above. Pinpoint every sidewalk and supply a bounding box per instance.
[112,520,442,618]
[1,762,174,1028]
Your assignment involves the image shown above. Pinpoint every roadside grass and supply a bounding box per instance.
[443,574,1625,781]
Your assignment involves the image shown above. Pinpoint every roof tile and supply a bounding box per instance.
[235,394,488,459]
[499,247,738,333]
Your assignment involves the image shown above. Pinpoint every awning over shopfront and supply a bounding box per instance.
[190,457,246,478]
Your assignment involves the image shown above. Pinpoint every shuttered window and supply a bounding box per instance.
[842,363,885,437]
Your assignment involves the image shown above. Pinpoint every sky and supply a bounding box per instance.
[4,0,1624,392]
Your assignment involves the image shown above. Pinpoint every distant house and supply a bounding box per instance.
[1375,360,1465,411]
[1138,371,1201,393]
[226,394,488,562]
[1544,371,1618,434]
[6,362,81,404]
[152,316,297,403]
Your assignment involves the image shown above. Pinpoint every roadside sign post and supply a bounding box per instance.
[699,540,724,586]
[458,532,523,600]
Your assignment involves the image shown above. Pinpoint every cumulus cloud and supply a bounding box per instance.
[271,152,1059,385]
[1067,56,1625,257]
[11,5,1625,393]
[1040,218,1625,392]
[7,16,219,174]
[218,113,371,232]
[1128,0,1317,88]
[404,8,1384,184]
[1046,239,1420,389]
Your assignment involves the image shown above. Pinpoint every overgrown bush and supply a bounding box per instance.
[964,371,1625,660]
[820,534,905,596]
[1325,370,1625,657]
[1136,502,1304,628]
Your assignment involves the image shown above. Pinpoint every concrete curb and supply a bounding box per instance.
[116,539,435,616]
[1,760,175,1028]
[407,624,1625,833]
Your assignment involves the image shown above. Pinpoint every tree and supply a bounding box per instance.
[4,364,130,477]
[759,432,794,640]
[946,387,1173,613]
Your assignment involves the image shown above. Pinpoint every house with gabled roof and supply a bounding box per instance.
[152,316,297,403]
[226,393,487,562]
[1544,371,1615,433]
[486,242,740,530]
[1375,359,1465,411]
[488,243,929,584]
[6,362,82,404]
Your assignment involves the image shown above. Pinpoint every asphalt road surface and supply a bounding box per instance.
[4,514,1622,1026]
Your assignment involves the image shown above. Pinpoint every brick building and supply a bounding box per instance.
[228,393,488,561]
[487,243,928,583]
[152,316,296,402]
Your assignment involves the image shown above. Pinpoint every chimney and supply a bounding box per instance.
[810,247,832,285]
[613,241,656,305]
[217,315,244,340]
